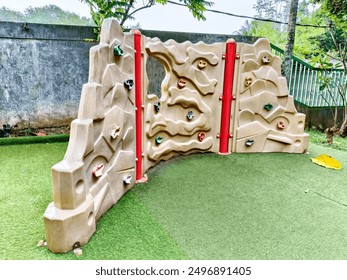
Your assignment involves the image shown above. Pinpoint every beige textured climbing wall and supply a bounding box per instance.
[44,19,136,253]
[143,38,225,171]
[43,18,309,253]
[233,39,309,153]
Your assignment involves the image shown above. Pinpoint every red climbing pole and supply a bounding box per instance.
[133,30,146,182]
[219,39,237,154]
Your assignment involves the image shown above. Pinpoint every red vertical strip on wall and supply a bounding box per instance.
[133,30,143,181]
[219,39,237,154]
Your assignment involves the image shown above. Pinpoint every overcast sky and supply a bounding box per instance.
[0,0,258,34]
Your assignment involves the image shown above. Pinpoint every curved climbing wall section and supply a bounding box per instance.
[233,39,309,153]
[142,38,226,171]
[43,19,308,253]
[44,19,137,253]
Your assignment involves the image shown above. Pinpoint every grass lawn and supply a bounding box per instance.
[0,133,346,260]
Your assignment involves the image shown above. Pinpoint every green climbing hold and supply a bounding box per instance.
[263,103,273,111]
[155,136,163,145]
[113,45,124,56]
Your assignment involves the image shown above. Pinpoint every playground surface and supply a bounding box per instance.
[0,136,346,260]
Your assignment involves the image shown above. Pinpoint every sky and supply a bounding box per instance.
[0,0,258,34]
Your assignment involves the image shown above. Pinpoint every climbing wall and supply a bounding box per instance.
[43,19,309,254]
[233,39,309,153]
[44,19,136,253]
[142,38,225,171]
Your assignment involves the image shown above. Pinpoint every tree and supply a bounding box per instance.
[0,5,93,25]
[80,0,214,30]
[0,7,24,21]
[310,0,347,137]
[307,0,347,137]
[238,0,318,58]
[253,0,290,25]
[235,20,287,48]
[311,0,347,20]
[282,0,299,80]
[24,5,93,25]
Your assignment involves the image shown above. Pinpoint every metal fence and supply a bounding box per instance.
[271,44,346,107]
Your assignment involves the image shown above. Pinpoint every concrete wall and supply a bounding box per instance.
[0,21,97,130]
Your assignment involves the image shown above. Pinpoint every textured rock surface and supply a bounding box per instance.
[44,19,136,253]
[44,20,308,253]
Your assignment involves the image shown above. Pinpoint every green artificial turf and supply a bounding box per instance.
[0,143,185,260]
[134,142,347,260]
[0,134,69,146]
[0,138,346,260]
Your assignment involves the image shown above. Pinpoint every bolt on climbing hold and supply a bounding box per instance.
[124,79,134,89]
[262,55,271,64]
[92,163,104,178]
[154,102,160,113]
[277,121,285,129]
[198,132,205,142]
[198,60,207,69]
[245,139,254,146]
[123,174,132,185]
[177,79,186,89]
[186,110,194,120]
[244,77,252,87]
[111,125,121,139]
[155,136,163,145]
[113,45,124,56]
[263,103,273,111]
[72,241,81,250]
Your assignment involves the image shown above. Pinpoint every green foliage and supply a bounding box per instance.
[0,7,24,21]
[80,0,213,33]
[24,5,93,25]
[0,5,93,25]
[236,20,287,49]
[289,3,324,58]
[239,0,324,58]
[311,0,347,20]
[307,129,347,151]
[253,0,291,23]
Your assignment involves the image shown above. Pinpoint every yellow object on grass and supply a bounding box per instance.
[311,154,342,170]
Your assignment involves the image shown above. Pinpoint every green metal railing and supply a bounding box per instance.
[271,44,346,107]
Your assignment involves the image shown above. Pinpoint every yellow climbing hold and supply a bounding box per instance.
[311,154,342,170]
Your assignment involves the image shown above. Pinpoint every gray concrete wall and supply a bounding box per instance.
[0,21,97,130]
[6,21,335,132]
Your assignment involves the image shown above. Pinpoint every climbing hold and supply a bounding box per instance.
[92,163,104,178]
[245,139,254,146]
[155,136,163,145]
[154,102,160,113]
[244,77,252,87]
[72,242,81,250]
[123,174,132,185]
[311,154,342,170]
[198,60,207,69]
[263,103,273,111]
[111,125,121,139]
[113,44,124,56]
[74,247,83,257]
[186,110,194,120]
[262,55,271,64]
[198,132,205,142]
[178,79,186,88]
[124,79,134,89]
[37,240,46,247]
[277,121,285,129]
